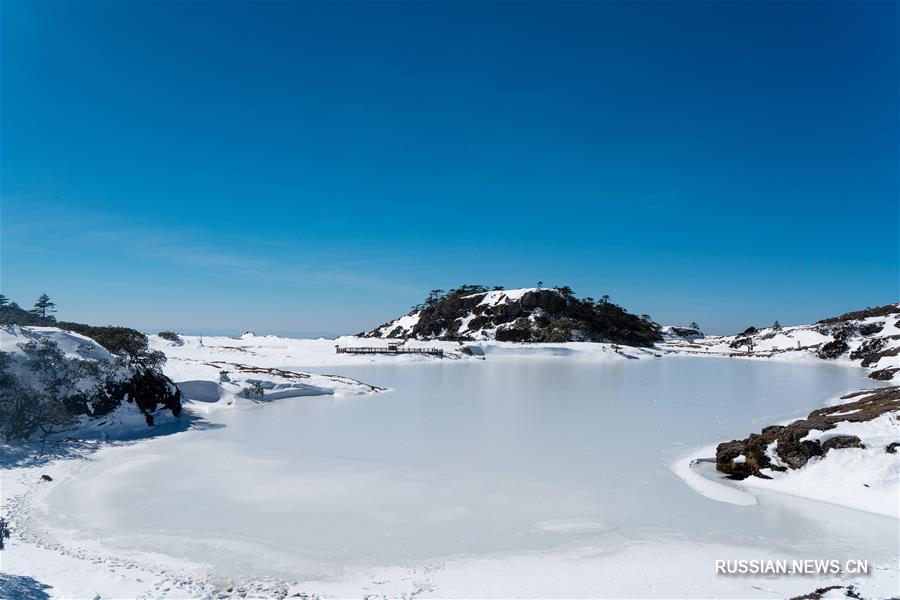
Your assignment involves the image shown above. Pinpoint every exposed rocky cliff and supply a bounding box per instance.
[716,386,899,480]
[364,285,662,346]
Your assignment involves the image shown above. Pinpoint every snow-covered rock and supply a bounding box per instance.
[661,325,704,341]
[715,386,900,518]
[661,302,900,379]
[148,333,389,409]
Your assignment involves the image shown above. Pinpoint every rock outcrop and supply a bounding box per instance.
[364,285,662,346]
[716,386,899,479]
[661,325,704,341]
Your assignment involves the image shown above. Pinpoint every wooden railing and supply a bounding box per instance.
[335,345,444,356]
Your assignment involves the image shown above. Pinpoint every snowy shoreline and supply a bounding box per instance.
[5,435,898,599]
[670,386,899,519]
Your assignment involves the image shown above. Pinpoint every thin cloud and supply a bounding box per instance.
[3,199,420,293]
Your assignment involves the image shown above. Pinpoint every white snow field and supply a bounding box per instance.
[3,351,897,598]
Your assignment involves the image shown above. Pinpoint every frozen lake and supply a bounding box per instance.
[37,357,895,589]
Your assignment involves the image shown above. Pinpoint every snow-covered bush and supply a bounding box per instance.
[157,331,183,344]
[0,326,182,441]
[0,351,72,441]
[0,517,9,550]
[239,381,265,399]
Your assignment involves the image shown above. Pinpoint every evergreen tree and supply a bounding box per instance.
[31,293,56,319]
[772,320,782,330]
[0,516,9,550]
[0,294,8,307]
[690,321,700,330]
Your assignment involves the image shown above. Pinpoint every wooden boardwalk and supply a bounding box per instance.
[335,345,444,356]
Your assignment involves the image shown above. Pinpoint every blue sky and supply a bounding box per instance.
[2,1,897,336]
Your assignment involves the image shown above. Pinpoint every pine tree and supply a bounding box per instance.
[0,294,8,307]
[31,293,56,318]
[690,322,700,330]
[0,516,9,550]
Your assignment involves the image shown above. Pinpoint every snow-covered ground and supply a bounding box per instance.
[150,331,659,376]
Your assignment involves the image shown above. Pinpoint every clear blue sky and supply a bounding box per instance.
[2,1,897,336]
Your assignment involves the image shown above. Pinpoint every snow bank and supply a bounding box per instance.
[671,445,757,507]
[675,391,900,518]
[150,332,656,376]
[148,334,389,410]
[742,412,900,518]
[282,536,895,599]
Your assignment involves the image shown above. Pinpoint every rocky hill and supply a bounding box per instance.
[662,302,900,380]
[363,285,662,347]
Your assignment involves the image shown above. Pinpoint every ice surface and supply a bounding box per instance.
[31,357,897,595]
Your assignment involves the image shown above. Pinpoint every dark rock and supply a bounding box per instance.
[821,435,863,453]
[716,386,899,479]
[40,474,53,482]
[887,442,899,454]
[789,585,851,600]
[778,437,823,469]
[849,337,887,361]
[857,322,884,336]
[716,432,780,479]
[861,345,900,368]
[869,367,898,381]
[817,339,849,359]
[816,322,856,341]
